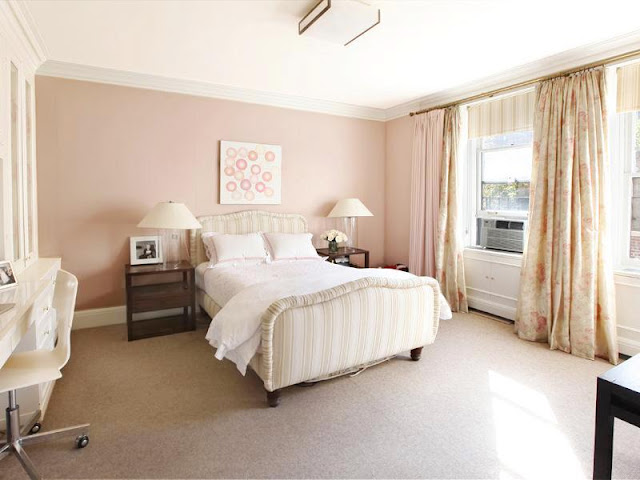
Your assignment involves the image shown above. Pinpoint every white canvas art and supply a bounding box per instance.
[220,140,282,205]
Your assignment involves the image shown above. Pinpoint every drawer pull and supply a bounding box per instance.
[43,329,50,337]
[42,306,50,313]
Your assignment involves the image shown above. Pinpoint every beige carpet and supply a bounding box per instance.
[1,313,638,479]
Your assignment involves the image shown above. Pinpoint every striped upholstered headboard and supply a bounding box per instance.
[189,210,308,266]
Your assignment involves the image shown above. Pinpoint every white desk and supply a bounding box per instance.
[0,258,61,424]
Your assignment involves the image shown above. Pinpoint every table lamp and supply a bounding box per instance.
[328,198,373,248]
[137,201,202,267]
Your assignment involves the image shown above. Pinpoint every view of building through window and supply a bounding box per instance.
[480,131,533,214]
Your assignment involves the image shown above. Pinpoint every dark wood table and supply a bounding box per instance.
[593,354,640,479]
[315,247,369,268]
[125,261,196,341]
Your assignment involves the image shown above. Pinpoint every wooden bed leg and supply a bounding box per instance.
[410,347,423,361]
[266,389,281,408]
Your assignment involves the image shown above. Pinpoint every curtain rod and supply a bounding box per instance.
[409,47,640,117]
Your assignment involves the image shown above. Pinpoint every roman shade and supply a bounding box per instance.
[467,89,535,138]
[616,62,640,113]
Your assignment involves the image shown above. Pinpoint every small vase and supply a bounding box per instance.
[328,240,339,253]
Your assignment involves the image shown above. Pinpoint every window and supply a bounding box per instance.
[613,109,640,266]
[478,131,532,215]
[611,61,640,270]
[463,130,533,249]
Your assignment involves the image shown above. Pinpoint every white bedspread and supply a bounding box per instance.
[199,260,452,374]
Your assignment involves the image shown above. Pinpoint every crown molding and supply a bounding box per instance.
[1,0,48,70]
[37,60,388,122]
[384,29,640,121]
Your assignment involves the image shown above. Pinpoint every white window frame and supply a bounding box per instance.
[463,135,532,248]
[610,108,640,270]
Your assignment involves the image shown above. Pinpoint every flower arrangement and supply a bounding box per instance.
[321,230,348,253]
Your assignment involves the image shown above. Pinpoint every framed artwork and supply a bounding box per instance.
[220,140,282,205]
[130,236,162,265]
[0,260,17,291]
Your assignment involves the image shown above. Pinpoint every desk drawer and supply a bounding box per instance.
[37,308,56,350]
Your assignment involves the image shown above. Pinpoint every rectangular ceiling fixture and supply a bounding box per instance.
[299,0,381,47]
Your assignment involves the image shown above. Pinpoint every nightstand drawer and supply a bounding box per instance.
[130,282,191,313]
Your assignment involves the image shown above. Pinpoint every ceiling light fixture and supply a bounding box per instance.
[299,0,381,47]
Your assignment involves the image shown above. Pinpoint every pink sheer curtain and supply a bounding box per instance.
[409,109,444,277]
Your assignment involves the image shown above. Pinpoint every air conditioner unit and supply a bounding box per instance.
[479,219,526,253]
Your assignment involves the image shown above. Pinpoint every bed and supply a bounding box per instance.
[189,210,446,406]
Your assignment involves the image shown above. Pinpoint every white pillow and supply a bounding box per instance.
[210,233,268,265]
[263,232,320,261]
[201,232,220,264]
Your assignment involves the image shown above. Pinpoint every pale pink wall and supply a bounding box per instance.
[36,77,386,310]
[384,115,412,266]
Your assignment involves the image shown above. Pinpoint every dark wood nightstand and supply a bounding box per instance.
[315,247,370,268]
[125,261,196,341]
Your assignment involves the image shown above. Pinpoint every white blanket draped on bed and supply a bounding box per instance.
[203,261,452,375]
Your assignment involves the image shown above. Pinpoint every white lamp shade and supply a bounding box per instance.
[137,202,202,229]
[328,198,373,218]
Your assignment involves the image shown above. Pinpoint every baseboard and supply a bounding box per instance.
[72,305,188,330]
[73,306,126,330]
[467,296,517,321]
[618,336,640,356]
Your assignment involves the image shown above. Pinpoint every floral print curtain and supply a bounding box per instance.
[435,106,468,313]
[516,67,618,364]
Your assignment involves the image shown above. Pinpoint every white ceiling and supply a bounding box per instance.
[24,0,640,110]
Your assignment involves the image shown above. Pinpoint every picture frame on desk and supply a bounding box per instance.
[0,260,17,291]
[129,236,163,266]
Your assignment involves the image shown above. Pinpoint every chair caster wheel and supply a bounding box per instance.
[29,422,41,434]
[76,435,89,448]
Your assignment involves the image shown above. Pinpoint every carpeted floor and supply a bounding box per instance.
[1,313,638,479]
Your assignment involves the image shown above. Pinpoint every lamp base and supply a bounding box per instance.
[341,217,357,248]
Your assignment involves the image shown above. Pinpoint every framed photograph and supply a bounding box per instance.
[0,261,18,291]
[220,140,282,205]
[130,236,162,265]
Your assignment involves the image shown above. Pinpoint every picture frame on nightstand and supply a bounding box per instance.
[129,236,163,266]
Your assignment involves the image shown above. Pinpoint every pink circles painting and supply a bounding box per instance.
[220,141,280,205]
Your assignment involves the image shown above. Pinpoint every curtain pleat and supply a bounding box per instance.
[516,67,618,364]
[435,106,468,313]
[409,110,444,277]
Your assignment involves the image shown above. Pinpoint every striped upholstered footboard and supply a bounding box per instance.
[199,275,441,404]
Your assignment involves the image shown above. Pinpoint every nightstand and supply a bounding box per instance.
[315,247,370,268]
[125,261,196,341]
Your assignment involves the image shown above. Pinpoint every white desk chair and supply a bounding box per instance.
[0,270,89,480]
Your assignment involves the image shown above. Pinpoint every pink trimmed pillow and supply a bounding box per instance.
[201,232,220,265]
[210,233,268,265]
[262,232,321,261]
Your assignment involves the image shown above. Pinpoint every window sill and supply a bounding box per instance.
[464,246,523,260]
[614,268,640,279]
